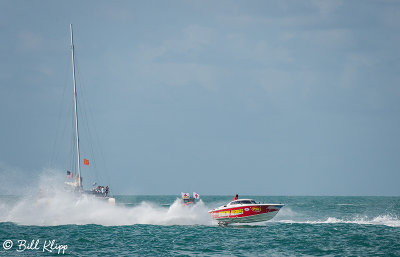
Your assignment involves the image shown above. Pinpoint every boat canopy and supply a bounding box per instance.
[228,199,257,205]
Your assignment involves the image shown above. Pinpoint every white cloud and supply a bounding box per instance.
[0,161,33,195]
[16,31,44,52]
[121,25,220,90]
[256,68,316,97]
[381,4,400,28]
[132,24,216,62]
[339,53,374,89]
[98,5,133,22]
[138,61,221,91]
[218,13,316,29]
[311,0,343,17]
[297,28,356,50]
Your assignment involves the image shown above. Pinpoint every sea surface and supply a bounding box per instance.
[1,195,399,256]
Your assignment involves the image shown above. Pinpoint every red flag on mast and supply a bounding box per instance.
[84,159,89,166]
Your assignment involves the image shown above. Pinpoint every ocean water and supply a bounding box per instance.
[1,195,399,256]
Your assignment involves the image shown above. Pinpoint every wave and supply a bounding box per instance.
[0,171,214,226]
[1,171,399,227]
[277,215,400,228]
[0,194,213,226]
[3,194,399,227]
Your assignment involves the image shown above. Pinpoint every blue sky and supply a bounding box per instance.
[1,0,399,195]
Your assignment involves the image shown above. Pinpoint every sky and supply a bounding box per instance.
[0,0,399,195]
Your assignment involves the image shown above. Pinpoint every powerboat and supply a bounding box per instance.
[181,192,200,206]
[208,198,284,225]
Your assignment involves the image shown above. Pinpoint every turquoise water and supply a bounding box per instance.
[1,195,399,256]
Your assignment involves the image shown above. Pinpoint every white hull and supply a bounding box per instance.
[108,197,116,205]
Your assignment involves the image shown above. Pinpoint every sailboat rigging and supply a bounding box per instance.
[70,24,82,189]
[65,24,115,204]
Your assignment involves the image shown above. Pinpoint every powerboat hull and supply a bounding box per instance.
[209,203,284,225]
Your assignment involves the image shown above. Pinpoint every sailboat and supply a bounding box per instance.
[64,24,115,205]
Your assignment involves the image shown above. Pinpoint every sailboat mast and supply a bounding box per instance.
[70,24,82,189]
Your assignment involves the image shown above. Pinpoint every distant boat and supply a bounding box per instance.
[208,196,284,225]
[181,192,200,206]
[64,24,115,205]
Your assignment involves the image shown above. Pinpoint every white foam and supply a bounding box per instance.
[0,171,213,226]
[277,215,400,228]
[1,193,214,226]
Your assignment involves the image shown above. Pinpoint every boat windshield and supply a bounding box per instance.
[228,200,257,205]
[239,200,252,204]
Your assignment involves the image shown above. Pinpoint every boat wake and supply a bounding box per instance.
[0,195,214,226]
[0,194,213,227]
[274,207,400,228]
[277,215,400,227]
[0,171,213,226]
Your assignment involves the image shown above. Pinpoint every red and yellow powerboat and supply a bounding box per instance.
[209,197,284,225]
